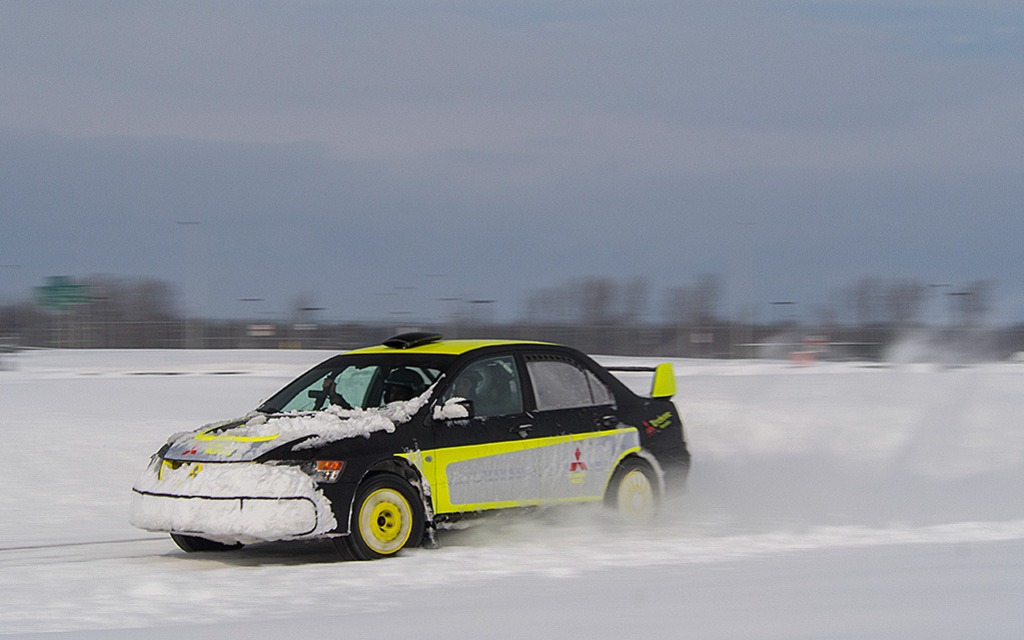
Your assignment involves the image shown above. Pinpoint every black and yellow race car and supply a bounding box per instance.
[130,333,690,559]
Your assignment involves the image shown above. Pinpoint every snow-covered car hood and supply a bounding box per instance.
[162,391,432,463]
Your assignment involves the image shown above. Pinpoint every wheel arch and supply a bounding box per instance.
[604,449,666,499]
[356,455,433,526]
[338,459,429,559]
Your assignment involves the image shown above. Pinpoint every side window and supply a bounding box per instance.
[526,356,615,410]
[335,366,376,407]
[444,355,523,418]
[373,366,440,406]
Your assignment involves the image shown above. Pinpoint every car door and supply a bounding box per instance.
[521,351,639,501]
[428,352,557,513]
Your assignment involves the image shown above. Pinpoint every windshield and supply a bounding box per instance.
[257,353,455,413]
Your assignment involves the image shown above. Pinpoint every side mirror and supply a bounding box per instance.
[650,363,676,400]
[432,397,474,421]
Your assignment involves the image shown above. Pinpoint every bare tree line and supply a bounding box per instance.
[524,274,995,329]
[0,273,1017,359]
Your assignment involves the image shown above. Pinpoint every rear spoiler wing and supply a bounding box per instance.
[604,363,676,400]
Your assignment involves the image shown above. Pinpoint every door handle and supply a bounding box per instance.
[511,424,533,438]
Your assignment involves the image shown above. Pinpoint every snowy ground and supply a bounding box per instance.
[2,349,1023,638]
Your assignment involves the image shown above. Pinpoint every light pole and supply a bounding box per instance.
[295,306,324,348]
[239,297,265,312]
[770,300,796,325]
[425,274,448,329]
[947,290,973,329]
[467,299,496,325]
[735,221,759,358]
[239,298,265,348]
[0,264,22,344]
[928,284,951,327]
[176,221,205,348]
[437,297,461,338]
[375,291,398,323]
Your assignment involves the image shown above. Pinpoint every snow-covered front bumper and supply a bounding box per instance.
[129,457,337,545]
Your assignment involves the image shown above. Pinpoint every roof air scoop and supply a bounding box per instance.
[382,332,444,349]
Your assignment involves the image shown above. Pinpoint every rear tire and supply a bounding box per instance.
[334,473,424,561]
[170,533,242,553]
[605,457,659,521]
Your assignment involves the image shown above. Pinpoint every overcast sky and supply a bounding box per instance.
[1,1,1022,325]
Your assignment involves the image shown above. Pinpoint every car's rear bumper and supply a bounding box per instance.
[128,457,337,545]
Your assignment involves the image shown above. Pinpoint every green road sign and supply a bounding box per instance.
[34,276,93,312]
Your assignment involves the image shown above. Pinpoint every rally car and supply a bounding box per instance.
[129,333,690,560]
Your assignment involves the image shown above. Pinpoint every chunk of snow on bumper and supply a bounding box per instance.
[128,457,337,544]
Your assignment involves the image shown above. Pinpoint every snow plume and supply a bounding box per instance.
[884,329,1008,365]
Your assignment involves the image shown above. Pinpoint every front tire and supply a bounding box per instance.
[170,533,242,553]
[334,473,425,560]
[605,457,659,521]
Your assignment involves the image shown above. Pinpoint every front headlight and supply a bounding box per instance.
[265,459,346,483]
[313,460,345,483]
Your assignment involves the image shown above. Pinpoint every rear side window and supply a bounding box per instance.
[526,355,615,411]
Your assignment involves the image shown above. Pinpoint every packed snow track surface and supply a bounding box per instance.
[2,349,1023,639]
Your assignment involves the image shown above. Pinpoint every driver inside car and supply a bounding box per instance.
[451,370,482,404]
[320,375,351,408]
[382,367,427,404]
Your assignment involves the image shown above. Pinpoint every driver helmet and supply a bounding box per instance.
[453,370,483,399]
[383,367,426,403]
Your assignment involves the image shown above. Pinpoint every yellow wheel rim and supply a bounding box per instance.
[358,488,413,555]
[616,469,655,520]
